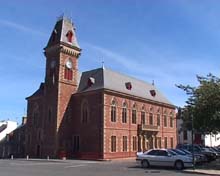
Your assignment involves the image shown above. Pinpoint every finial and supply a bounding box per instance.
[152,80,155,86]
[70,11,73,24]
[102,61,105,69]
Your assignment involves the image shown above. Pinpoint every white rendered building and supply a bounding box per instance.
[0,121,17,141]
[205,133,220,147]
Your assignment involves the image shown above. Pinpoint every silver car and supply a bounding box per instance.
[136,149,193,170]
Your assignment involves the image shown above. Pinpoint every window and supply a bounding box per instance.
[133,136,137,151]
[122,103,127,123]
[164,115,167,127]
[132,104,137,124]
[141,111,145,124]
[111,136,116,152]
[52,29,57,42]
[73,135,80,152]
[170,115,174,127]
[64,67,73,80]
[164,137,168,148]
[157,137,161,148]
[66,30,73,43]
[147,150,158,155]
[157,114,160,126]
[170,137,174,148]
[81,101,89,124]
[123,136,127,152]
[157,150,168,156]
[125,82,132,90]
[149,113,153,125]
[111,100,116,122]
[183,131,188,140]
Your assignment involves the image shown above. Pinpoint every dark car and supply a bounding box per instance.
[176,144,216,162]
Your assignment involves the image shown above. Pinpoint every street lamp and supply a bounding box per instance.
[191,114,195,170]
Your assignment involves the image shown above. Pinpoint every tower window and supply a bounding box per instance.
[64,67,73,80]
[66,30,73,43]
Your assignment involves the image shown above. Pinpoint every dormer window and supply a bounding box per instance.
[52,29,57,42]
[150,89,156,97]
[87,77,95,87]
[66,30,73,43]
[125,82,132,90]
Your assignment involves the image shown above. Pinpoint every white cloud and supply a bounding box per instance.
[0,19,46,37]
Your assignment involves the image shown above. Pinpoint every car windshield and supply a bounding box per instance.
[181,149,191,154]
[168,150,177,155]
[172,149,186,155]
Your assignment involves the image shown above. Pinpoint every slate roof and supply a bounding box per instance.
[77,68,174,106]
[46,16,80,50]
[26,83,44,100]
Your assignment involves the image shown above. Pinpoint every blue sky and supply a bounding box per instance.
[1,0,220,124]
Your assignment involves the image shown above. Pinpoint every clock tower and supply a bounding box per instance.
[43,16,81,157]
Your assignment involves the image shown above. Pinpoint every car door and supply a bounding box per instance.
[145,150,160,166]
[156,150,174,167]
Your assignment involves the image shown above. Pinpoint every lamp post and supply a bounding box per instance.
[191,114,195,170]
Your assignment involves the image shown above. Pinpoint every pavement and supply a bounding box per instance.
[184,158,220,175]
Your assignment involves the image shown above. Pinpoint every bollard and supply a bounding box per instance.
[11,155,13,160]
[47,156,49,160]
[26,155,29,160]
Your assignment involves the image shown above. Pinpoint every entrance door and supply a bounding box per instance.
[148,137,153,149]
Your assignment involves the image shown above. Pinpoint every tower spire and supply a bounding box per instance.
[45,17,81,52]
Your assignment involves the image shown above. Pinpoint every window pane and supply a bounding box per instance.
[132,109,136,124]
[149,113,153,125]
[141,112,145,124]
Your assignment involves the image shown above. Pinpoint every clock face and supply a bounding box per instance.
[66,60,72,69]
[50,60,56,68]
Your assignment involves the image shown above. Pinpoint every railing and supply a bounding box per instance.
[138,124,159,132]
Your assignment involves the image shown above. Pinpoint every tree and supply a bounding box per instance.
[177,73,220,134]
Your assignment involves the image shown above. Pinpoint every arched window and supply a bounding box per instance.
[164,111,167,127]
[81,100,89,124]
[111,100,116,122]
[122,102,127,123]
[149,107,153,125]
[170,111,174,127]
[132,104,137,124]
[157,108,160,126]
[64,59,73,80]
[141,105,145,125]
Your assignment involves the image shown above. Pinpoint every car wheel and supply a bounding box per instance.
[175,160,184,170]
[141,160,149,168]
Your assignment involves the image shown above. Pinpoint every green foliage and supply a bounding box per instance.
[177,73,220,134]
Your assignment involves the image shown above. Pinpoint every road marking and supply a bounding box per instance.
[64,164,86,168]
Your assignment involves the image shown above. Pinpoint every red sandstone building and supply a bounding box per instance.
[25,17,176,159]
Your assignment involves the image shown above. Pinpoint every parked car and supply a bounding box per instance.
[136,149,193,170]
[176,144,216,162]
[177,148,207,163]
[169,149,199,164]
